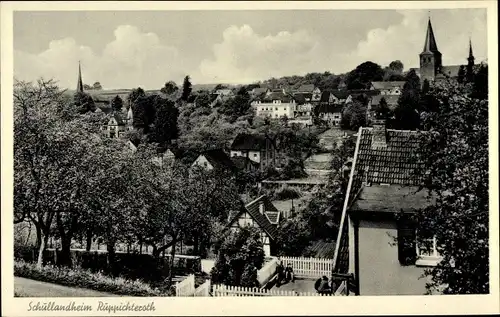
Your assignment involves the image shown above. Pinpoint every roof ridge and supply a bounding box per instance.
[244,194,267,208]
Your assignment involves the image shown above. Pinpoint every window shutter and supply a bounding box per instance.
[397,216,417,265]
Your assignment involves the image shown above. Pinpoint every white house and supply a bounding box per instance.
[251,91,296,119]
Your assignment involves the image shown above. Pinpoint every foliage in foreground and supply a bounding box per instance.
[415,80,489,294]
[14,260,173,296]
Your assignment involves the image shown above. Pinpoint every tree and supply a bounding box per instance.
[161,81,179,95]
[416,81,488,294]
[181,76,192,102]
[152,98,179,145]
[111,95,124,112]
[394,69,421,130]
[14,79,103,267]
[341,100,367,130]
[211,226,265,287]
[457,65,466,84]
[471,63,488,100]
[373,97,390,120]
[93,82,102,90]
[345,61,385,89]
[73,91,96,113]
[276,218,312,256]
[389,60,404,74]
[126,87,146,109]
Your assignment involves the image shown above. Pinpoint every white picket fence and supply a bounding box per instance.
[175,274,196,296]
[212,284,334,297]
[279,256,333,278]
[193,279,211,297]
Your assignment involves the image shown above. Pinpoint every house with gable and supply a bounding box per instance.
[191,149,236,172]
[370,81,405,95]
[332,119,439,296]
[294,84,322,102]
[316,104,344,127]
[366,95,400,123]
[227,195,280,257]
[230,133,279,170]
[102,112,127,138]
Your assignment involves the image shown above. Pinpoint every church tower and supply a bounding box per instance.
[466,38,475,82]
[419,17,442,83]
[77,61,84,93]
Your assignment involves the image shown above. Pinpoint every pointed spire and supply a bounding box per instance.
[77,61,84,93]
[468,37,474,59]
[422,17,439,53]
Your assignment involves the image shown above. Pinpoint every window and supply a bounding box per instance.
[416,235,442,266]
[203,162,208,167]
[275,107,278,111]
[253,153,257,158]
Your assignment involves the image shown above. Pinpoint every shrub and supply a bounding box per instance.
[14,260,173,297]
[273,186,301,200]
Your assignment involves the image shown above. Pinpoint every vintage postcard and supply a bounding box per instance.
[1,1,499,316]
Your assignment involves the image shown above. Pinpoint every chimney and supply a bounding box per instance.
[372,119,387,149]
[259,200,265,214]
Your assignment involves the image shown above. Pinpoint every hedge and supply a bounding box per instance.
[14,246,201,283]
[14,260,174,297]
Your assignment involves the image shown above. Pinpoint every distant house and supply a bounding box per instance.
[294,84,321,102]
[103,112,126,138]
[250,87,270,97]
[215,89,234,97]
[370,81,405,95]
[333,120,438,295]
[153,146,184,167]
[230,133,278,170]
[316,104,343,126]
[251,91,297,119]
[367,95,399,122]
[227,195,280,257]
[191,149,236,172]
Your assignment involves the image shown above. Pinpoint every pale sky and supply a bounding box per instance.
[14,9,487,90]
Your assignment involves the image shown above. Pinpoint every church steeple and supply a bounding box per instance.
[468,38,475,63]
[77,61,84,93]
[422,17,439,53]
[419,16,442,83]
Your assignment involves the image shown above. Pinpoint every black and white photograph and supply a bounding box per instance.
[1,1,498,316]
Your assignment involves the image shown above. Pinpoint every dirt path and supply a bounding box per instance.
[14,277,118,297]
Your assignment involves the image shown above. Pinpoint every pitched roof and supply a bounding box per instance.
[422,18,439,53]
[370,95,399,108]
[328,90,350,100]
[296,84,316,93]
[109,112,125,125]
[259,92,294,103]
[316,103,343,114]
[333,127,427,274]
[252,87,268,95]
[231,133,269,151]
[351,185,436,213]
[293,93,312,105]
[244,195,279,240]
[370,81,405,90]
[199,149,235,171]
[352,128,425,189]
